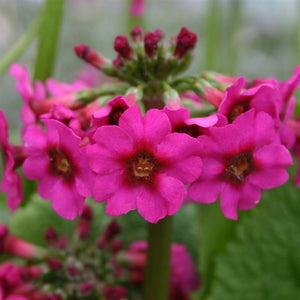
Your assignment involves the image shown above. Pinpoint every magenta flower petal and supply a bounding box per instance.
[22,125,47,153]
[50,180,85,220]
[156,174,186,215]
[93,172,123,203]
[247,168,289,189]
[254,144,293,168]
[253,111,278,146]
[86,144,122,174]
[93,125,134,156]
[22,154,49,180]
[143,109,172,148]
[164,155,202,184]
[37,175,59,199]
[105,185,138,216]
[136,188,168,223]
[157,133,202,161]
[238,183,261,210]
[220,184,240,220]
[118,106,144,144]
[189,180,223,204]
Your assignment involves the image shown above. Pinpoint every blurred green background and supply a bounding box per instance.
[0,0,299,128]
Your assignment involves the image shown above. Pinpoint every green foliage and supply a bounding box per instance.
[207,181,300,300]
[9,194,75,246]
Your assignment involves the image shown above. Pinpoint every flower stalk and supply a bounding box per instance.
[34,0,65,81]
[144,216,173,300]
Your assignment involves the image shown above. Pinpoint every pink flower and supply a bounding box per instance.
[10,64,92,136]
[123,240,200,299]
[0,110,23,211]
[189,109,293,220]
[130,0,146,18]
[218,77,282,124]
[0,262,40,300]
[22,119,94,220]
[163,106,227,137]
[91,95,135,128]
[0,224,36,259]
[86,106,202,223]
[173,27,197,59]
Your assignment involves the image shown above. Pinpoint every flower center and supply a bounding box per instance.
[176,124,200,138]
[109,107,126,125]
[49,149,72,178]
[228,101,250,123]
[225,152,253,184]
[128,151,160,184]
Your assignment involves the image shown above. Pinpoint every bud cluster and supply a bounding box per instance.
[0,206,200,299]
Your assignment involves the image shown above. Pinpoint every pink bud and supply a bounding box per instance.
[173,27,197,59]
[114,36,132,60]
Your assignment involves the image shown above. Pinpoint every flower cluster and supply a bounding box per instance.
[1,27,300,224]
[0,206,200,300]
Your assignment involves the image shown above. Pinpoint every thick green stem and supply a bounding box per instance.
[144,216,173,300]
[0,11,43,77]
[33,0,65,81]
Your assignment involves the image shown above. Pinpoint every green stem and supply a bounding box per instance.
[204,0,220,70]
[0,11,43,77]
[144,216,173,300]
[33,0,65,81]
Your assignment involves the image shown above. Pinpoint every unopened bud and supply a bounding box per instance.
[173,27,197,59]
[114,35,132,60]
[144,32,160,58]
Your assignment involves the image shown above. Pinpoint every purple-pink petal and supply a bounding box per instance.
[156,132,202,161]
[136,187,168,223]
[254,144,293,168]
[50,180,85,220]
[220,184,240,220]
[93,172,123,203]
[143,109,172,149]
[92,125,134,156]
[118,106,144,144]
[22,154,49,180]
[238,182,261,210]
[105,185,138,216]
[247,168,289,189]
[156,174,186,215]
[164,155,202,184]
[189,179,223,204]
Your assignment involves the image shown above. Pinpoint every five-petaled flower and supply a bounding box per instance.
[189,109,293,220]
[22,119,94,220]
[86,105,203,223]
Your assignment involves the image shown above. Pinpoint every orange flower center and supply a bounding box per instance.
[128,151,160,184]
[225,152,253,184]
[49,149,72,178]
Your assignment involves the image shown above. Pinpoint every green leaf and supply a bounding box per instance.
[207,181,300,300]
[9,194,75,246]
[33,0,65,81]
[198,201,239,299]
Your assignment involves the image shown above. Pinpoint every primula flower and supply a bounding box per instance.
[189,109,293,220]
[163,106,227,138]
[218,77,282,124]
[0,110,23,211]
[0,224,36,259]
[86,106,202,223]
[22,119,94,220]
[130,0,146,18]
